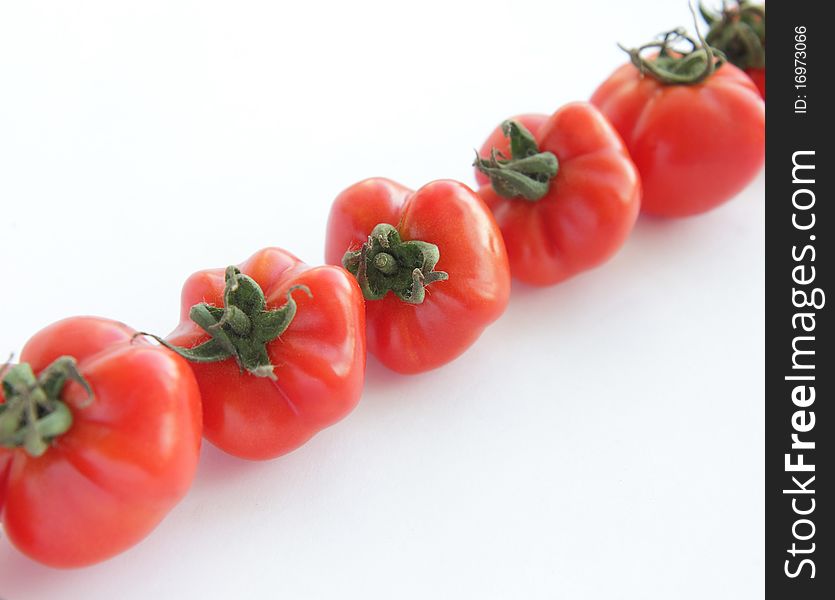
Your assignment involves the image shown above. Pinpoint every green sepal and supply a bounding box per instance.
[619,6,727,86]
[342,223,448,305]
[474,120,559,202]
[701,1,765,71]
[0,356,92,458]
[137,267,311,380]
[508,120,540,159]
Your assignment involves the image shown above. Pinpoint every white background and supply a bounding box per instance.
[0,1,763,598]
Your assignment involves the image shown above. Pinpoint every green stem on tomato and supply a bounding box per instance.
[136,266,311,380]
[342,223,448,305]
[620,4,727,86]
[473,120,559,201]
[0,356,93,457]
[700,1,765,71]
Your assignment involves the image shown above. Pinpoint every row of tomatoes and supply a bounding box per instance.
[0,4,765,570]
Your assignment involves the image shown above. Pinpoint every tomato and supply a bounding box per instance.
[745,67,765,99]
[474,102,641,286]
[156,247,366,461]
[591,27,764,217]
[701,0,766,99]
[325,179,510,374]
[0,317,202,568]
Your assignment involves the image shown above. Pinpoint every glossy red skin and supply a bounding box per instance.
[591,61,764,217]
[0,317,202,568]
[475,102,641,286]
[747,67,765,99]
[325,179,510,374]
[167,248,366,460]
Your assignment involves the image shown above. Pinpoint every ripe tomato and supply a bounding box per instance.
[745,67,765,99]
[0,317,202,568]
[701,0,766,99]
[325,179,510,374]
[591,29,764,217]
[474,102,641,286]
[159,247,366,460]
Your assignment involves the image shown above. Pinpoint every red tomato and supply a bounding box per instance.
[474,102,641,286]
[0,317,202,568]
[325,179,510,374]
[591,32,764,217]
[163,247,366,460]
[746,67,766,99]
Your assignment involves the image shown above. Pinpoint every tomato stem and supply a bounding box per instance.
[342,223,448,305]
[0,356,93,457]
[136,266,311,380]
[620,4,726,85]
[474,120,559,201]
[373,252,399,275]
[700,1,765,71]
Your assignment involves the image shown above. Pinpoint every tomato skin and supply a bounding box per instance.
[0,317,202,568]
[166,247,366,460]
[591,61,764,217]
[475,103,641,286]
[325,179,510,374]
[747,67,765,99]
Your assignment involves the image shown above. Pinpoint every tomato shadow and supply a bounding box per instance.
[190,440,297,491]
[0,542,98,597]
[356,209,713,400]
[356,346,484,432]
[362,353,415,389]
[491,211,713,344]
[360,348,468,398]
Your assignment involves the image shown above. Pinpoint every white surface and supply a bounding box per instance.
[0,1,763,598]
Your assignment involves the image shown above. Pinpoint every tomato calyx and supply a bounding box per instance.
[620,5,726,86]
[700,1,765,71]
[342,223,448,305]
[0,356,93,457]
[139,266,311,380]
[474,120,559,201]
